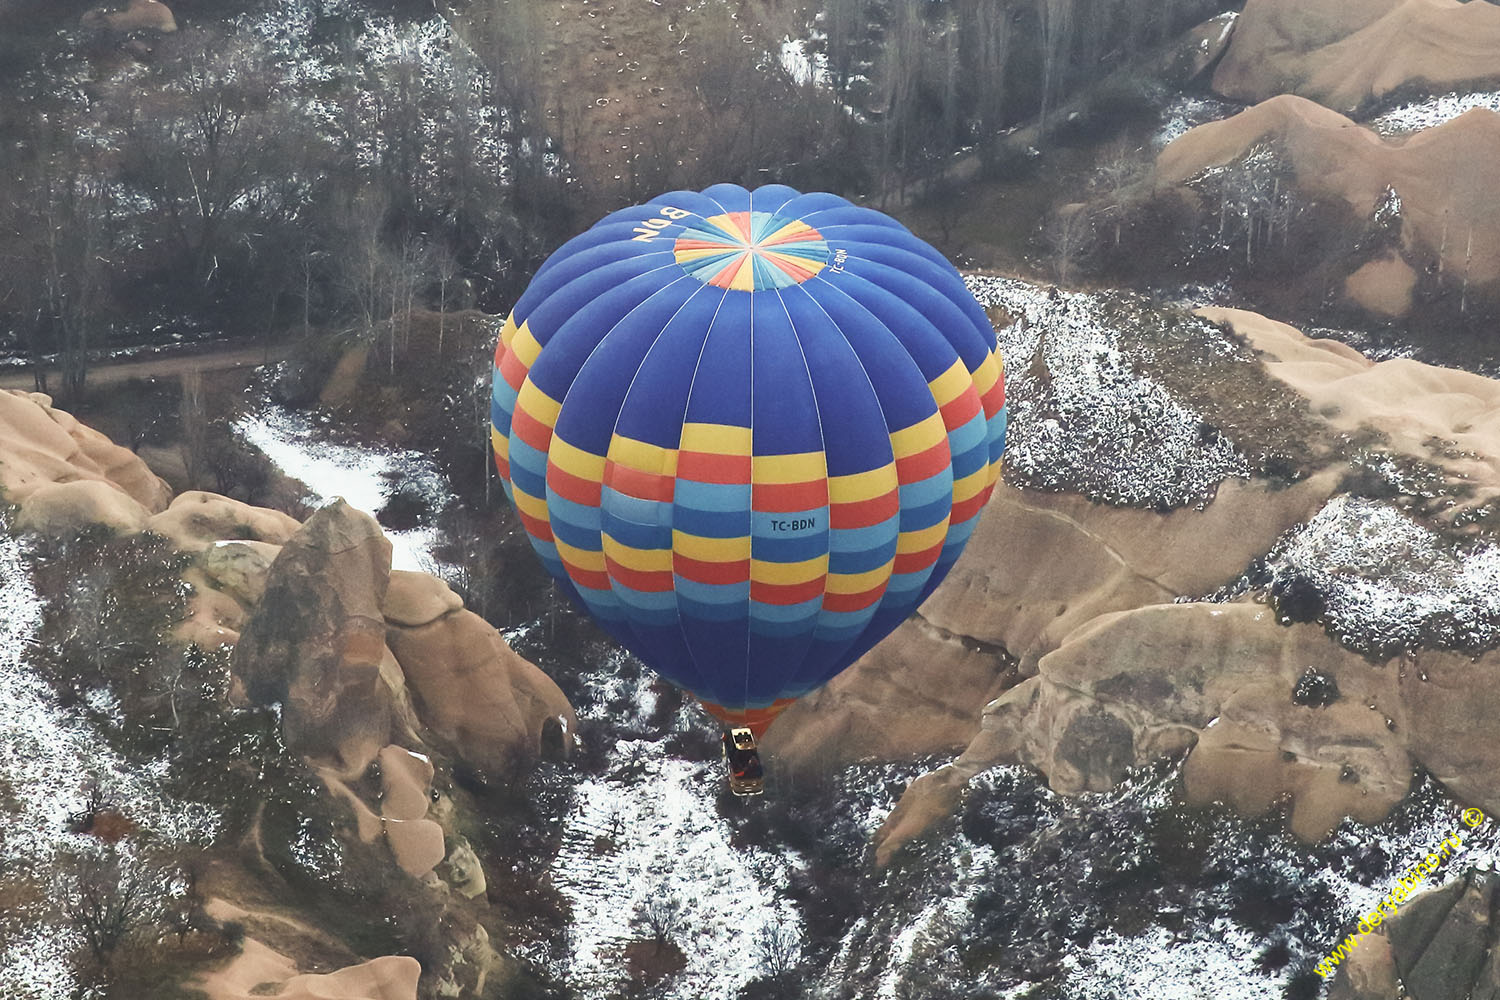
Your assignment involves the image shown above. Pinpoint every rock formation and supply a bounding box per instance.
[196,939,420,1000]
[1212,0,1500,111]
[386,600,576,779]
[1156,96,1500,296]
[231,501,414,773]
[80,0,177,34]
[0,389,171,514]
[1329,870,1500,1000]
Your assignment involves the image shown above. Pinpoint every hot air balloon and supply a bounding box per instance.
[490,183,1005,746]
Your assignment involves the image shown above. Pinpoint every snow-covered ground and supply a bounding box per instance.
[1368,90,1500,135]
[965,275,1249,507]
[0,522,216,999]
[1263,495,1500,652]
[539,659,803,998]
[235,406,455,571]
[1154,94,1241,149]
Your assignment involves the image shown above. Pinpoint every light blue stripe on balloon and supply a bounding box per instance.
[674,479,750,513]
[898,473,953,510]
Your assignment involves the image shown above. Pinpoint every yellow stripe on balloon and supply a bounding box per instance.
[490,427,509,461]
[679,422,753,456]
[499,313,518,352]
[825,561,895,593]
[550,436,607,480]
[729,255,756,292]
[607,434,679,476]
[972,353,1002,395]
[673,531,752,562]
[953,464,991,503]
[511,487,550,520]
[928,358,972,407]
[752,451,827,484]
[555,538,606,572]
[895,520,948,554]
[602,537,674,572]
[516,380,563,427]
[889,413,947,458]
[510,322,543,368]
[750,555,829,585]
[828,464,898,504]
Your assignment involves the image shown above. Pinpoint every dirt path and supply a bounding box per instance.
[0,341,290,392]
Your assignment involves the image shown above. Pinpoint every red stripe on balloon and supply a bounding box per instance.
[547,464,602,506]
[895,440,950,483]
[949,488,991,526]
[822,583,887,613]
[677,450,752,485]
[751,576,827,606]
[605,557,675,594]
[604,462,676,502]
[674,553,751,585]
[499,349,528,391]
[519,511,554,542]
[563,564,611,591]
[752,480,829,513]
[938,387,982,431]
[510,405,554,452]
[980,378,1006,420]
[894,541,944,575]
[829,490,900,529]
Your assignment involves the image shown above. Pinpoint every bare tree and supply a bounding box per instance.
[637,894,683,947]
[62,846,169,967]
[1044,204,1094,285]
[755,922,799,980]
[180,368,208,490]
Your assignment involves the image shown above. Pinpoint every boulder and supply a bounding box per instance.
[0,389,170,513]
[81,0,177,34]
[15,480,150,535]
[1330,872,1500,1000]
[199,540,281,608]
[1344,254,1418,318]
[1211,0,1500,111]
[386,608,575,778]
[445,839,487,900]
[147,490,301,552]
[231,501,404,772]
[279,956,420,1000]
[383,570,464,628]
[176,565,249,648]
[377,745,445,878]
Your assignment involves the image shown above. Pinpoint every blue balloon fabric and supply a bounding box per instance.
[491,183,1006,734]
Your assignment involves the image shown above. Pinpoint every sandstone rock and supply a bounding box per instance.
[277,956,421,1000]
[386,608,574,778]
[232,501,402,772]
[1159,98,1500,294]
[1202,306,1500,510]
[1330,873,1500,1000]
[446,839,487,900]
[0,389,170,513]
[15,480,150,535]
[376,746,446,878]
[147,490,301,552]
[81,0,177,34]
[175,565,248,648]
[1212,0,1500,111]
[199,540,281,607]
[771,469,1339,776]
[876,602,1417,863]
[1344,254,1418,318]
[383,570,463,628]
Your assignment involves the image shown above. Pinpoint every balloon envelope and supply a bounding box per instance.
[491,184,1006,735]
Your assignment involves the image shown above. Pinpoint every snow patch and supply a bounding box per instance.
[1369,91,1500,135]
[235,406,454,572]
